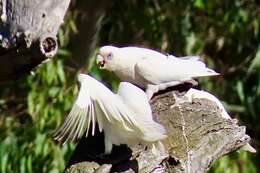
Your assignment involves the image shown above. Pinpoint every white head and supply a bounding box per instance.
[96,46,121,71]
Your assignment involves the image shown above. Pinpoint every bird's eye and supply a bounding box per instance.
[107,53,113,60]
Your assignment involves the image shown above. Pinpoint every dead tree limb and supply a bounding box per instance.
[0,0,70,83]
[65,87,253,173]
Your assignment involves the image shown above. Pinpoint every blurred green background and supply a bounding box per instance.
[0,0,259,172]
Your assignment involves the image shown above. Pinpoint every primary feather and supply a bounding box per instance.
[135,56,217,85]
[97,46,219,99]
[53,74,166,154]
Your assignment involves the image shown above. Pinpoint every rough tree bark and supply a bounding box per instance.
[0,0,70,83]
[65,86,254,173]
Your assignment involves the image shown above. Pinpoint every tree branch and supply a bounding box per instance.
[65,87,253,173]
[0,0,70,83]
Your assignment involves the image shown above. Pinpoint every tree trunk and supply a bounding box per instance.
[65,86,254,173]
[0,0,70,83]
[66,0,109,69]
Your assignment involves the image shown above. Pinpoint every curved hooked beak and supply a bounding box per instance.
[96,54,106,69]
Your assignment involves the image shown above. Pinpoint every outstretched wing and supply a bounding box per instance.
[117,82,167,142]
[117,82,152,117]
[53,74,139,143]
[135,56,219,85]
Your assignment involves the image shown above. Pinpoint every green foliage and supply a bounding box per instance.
[209,151,257,173]
[0,56,76,173]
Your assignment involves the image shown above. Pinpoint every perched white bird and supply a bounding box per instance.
[53,74,167,154]
[96,46,219,100]
[185,88,231,119]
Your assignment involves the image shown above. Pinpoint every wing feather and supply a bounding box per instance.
[77,108,87,138]
[54,106,79,141]
[69,108,85,141]
[84,103,92,137]
[135,57,219,85]
[97,100,111,122]
[53,74,143,143]
[91,102,96,136]
[116,82,167,141]
[70,110,81,141]
[94,100,104,132]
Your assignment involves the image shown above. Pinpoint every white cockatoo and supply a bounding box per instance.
[53,74,167,154]
[185,88,230,119]
[96,46,219,100]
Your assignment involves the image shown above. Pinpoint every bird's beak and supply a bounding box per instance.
[96,54,106,69]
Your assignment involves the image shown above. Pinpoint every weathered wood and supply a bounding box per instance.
[0,0,70,82]
[65,88,253,173]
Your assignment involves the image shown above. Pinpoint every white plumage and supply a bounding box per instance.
[53,74,166,154]
[185,88,231,119]
[97,46,219,99]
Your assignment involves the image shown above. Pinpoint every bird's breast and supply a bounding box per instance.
[114,65,138,84]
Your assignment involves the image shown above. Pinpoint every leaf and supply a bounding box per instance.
[236,81,245,103]
[20,156,26,173]
[49,87,60,98]
[58,29,65,47]
[35,133,45,157]
[252,19,259,37]
[27,91,35,116]
[1,153,8,173]
[57,49,71,56]
[57,60,66,84]
[248,46,260,74]
[27,155,33,173]
[238,9,248,23]
[193,0,205,9]
[69,19,78,33]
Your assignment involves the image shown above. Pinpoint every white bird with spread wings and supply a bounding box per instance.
[96,46,219,100]
[53,74,166,154]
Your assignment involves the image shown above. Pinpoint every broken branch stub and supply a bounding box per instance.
[65,89,253,173]
[0,0,71,82]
